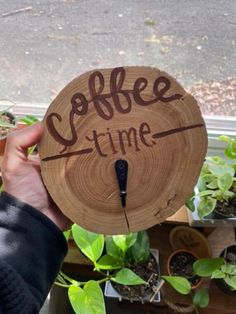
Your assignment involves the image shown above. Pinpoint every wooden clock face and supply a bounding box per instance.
[39,66,207,234]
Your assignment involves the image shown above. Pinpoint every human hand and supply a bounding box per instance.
[1,123,71,231]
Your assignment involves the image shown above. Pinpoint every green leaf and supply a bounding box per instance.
[20,115,39,126]
[162,276,191,295]
[125,233,138,248]
[112,233,137,253]
[221,264,236,275]
[193,258,224,277]
[72,224,104,263]
[192,288,209,308]
[68,281,105,314]
[186,197,195,212]
[127,231,150,263]
[63,229,71,241]
[224,275,236,290]
[219,136,236,160]
[197,177,206,192]
[112,268,146,285]
[208,163,235,177]
[206,179,218,189]
[211,269,225,279]
[218,173,233,191]
[68,286,83,314]
[96,254,122,270]
[218,135,232,144]
[202,174,216,182]
[112,235,127,252]
[198,197,217,219]
[221,190,235,201]
[197,190,215,197]
[105,236,123,260]
[225,143,236,159]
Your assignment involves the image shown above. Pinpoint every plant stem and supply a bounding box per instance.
[28,144,37,155]
[59,271,79,285]
[55,282,71,288]
[97,276,111,284]
[55,274,112,289]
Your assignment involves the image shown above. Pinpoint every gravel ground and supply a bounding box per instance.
[190,78,236,116]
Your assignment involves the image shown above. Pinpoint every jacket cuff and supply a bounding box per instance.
[0,191,68,313]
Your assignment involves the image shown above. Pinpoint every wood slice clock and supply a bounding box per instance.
[39,66,207,234]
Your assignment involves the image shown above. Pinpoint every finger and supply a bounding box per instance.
[3,123,43,170]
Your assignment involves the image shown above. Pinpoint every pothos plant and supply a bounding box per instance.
[165,256,236,313]
[193,257,236,292]
[58,225,194,314]
[187,135,236,218]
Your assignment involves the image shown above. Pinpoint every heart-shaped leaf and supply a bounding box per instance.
[224,275,236,290]
[96,254,122,270]
[192,288,209,308]
[162,276,191,295]
[218,173,233,191]
[193,258,224,277]
[105,236,123,260]
[68,281,105,314]
[127,231,150,263]
[112,233,137,253]
[198,197,216,219]
[112,268,146,285]
[72,224,104,263]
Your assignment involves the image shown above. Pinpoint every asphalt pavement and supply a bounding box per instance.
[0,0,235,114]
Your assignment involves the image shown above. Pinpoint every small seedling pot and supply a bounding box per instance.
[167,249,203,290]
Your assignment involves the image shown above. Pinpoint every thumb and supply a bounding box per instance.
[3,123,43,168]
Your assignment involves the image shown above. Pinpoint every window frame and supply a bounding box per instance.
[1,102,236,155]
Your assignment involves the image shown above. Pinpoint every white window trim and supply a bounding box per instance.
[1,102,235,155]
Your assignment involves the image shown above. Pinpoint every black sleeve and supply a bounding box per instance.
[0,192,68,314]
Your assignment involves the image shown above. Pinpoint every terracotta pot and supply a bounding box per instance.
[167,249,203,290]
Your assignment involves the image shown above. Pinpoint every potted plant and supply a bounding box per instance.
[193,245,236,295]
[0,99,39,154]
[166,249,203,290]
[0,105,16,154]
[187,135,236,219]
[55,225,197,314]
[104,231,161,303]
[56,226,159,313]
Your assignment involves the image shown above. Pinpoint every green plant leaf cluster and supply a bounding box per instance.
[162,275,210,309]
[64,225,150,314]
[126,231,150,263]
[193,257,236,291]
[188,135,236,218]
[20,115,39,126]
[219,135,236,161]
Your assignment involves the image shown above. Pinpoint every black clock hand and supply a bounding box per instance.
[115,159,128,208]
